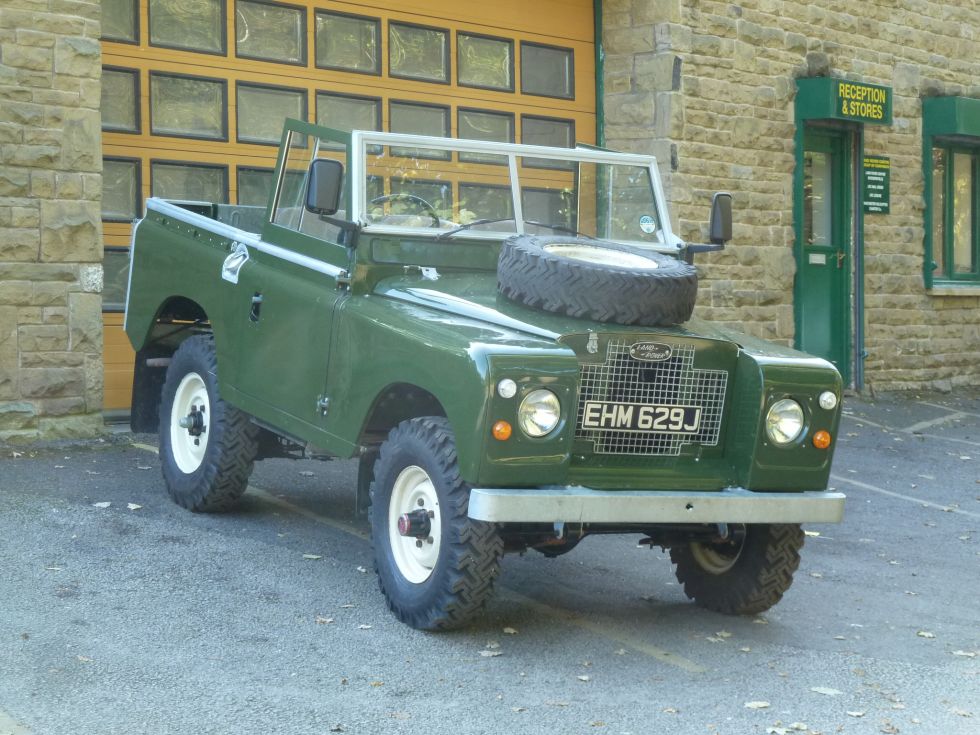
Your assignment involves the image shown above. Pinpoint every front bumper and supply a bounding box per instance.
[468,486,845,524]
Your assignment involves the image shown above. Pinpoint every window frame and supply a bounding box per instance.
[234,0,308,67]
[100,0,139,45]
[149,70,229,142]
[520,114,576,170]
[100,65,141,135]
[457,107,515,166]
[147,0,228,57]
[234,80,308,146]
[456,30,514,92]
[101,245,133,312]
[387,20,451,85]
[931,142,980,283]
[519,40,575,100]
[313,9,382,76]
[150,158,230,203]
[101,156,143,223]
[315,90,383,134]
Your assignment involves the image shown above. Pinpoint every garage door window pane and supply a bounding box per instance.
[523,188,571,228]
[315,11,379,74]
[102,0,137,43]
[152,162,228,203]
[389,23,448,83]
[458,109,512,165]
[521,117,574,169]
[103,249,131,309]
[102,159,140,220]
[390,102,449,159]
[149,0,224,54]
[521,42,573,99]
[151,74,226,139]
[236,0,305,64]
[459,183,514,222]
[101,68,139,133]
[390,179,452,218]
[316,93,379,152]
[237,84,306,145]
[238,167,304,209]
[458,33,512,90]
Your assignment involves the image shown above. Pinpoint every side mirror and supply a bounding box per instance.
[306,159,344,215]
[709,191,732,245]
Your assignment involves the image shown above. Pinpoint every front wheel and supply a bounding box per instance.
[670,524,804,615]
[370,417,503,630]
[159,335,258,512]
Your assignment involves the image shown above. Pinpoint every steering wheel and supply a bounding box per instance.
[370,193,441,228]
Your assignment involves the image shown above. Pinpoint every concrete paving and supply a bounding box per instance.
[0,390,977,735]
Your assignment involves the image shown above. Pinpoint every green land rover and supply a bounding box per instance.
[124,119,844,630]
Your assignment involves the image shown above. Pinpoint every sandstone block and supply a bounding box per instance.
[0,263,77,282]
[20,351,85,368]
[39,199,101,262]
[32,281,69,305]
[43,307,68,324]
[68,291,102,353]
[0,167,30,196]
[17,324,68,352]
[30,170,55,197]
[36,412,104,439]
[634,53,680,92]
[0,228,39,261]
[61,108,100,171]
[604,92,656,126]
[0,402,37,430]
[11,205,39,228]
[54,35,100,78]
[0,281,32,305]
[39,396,85,416]
[19,366,84,398]
[2,43,51,72]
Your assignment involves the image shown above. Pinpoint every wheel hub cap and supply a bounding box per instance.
[170,372,210,474]
[388,466,440,584]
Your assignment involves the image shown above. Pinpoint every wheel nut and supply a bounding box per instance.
[415,539,423,548]
[425,536,434,545]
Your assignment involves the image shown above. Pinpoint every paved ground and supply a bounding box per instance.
[0,390,977,735]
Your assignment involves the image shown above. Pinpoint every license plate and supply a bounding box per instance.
[580,401,702,434]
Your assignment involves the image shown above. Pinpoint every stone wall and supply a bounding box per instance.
[0,0,103,441]
[603,0,980,391]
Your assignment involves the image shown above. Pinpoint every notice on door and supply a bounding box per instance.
[862,156,890,214]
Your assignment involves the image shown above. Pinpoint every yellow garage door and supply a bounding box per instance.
[100,0,597,411]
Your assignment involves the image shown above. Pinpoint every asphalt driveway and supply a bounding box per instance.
[0,390,977,735]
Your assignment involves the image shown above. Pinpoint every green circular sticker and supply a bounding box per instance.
[639,215,656,234]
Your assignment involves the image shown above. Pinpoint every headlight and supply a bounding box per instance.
[518,389,561,437]
[765,399,805,445]
[818,391,838,410]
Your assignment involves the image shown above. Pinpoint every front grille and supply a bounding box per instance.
[575,339,728,455]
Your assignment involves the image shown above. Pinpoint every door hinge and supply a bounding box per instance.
[316,395,330,416]
[337,270,351,289]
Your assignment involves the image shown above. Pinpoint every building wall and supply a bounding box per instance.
[0,0,104,441]
[603,0,980,391]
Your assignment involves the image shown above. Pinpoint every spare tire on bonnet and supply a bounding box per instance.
[497,235,698,327]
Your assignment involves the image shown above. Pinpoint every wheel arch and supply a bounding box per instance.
[357,382,448,449]
[129,296,214,433]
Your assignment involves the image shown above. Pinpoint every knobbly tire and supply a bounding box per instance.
[497,234,698,327]
[159,335,259,512]
[670,523,804,615]
[370,417,504,630]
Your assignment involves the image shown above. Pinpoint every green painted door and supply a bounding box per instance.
[797,129,851,381]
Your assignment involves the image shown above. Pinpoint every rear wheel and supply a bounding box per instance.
[370,417,503,630]
[159,335,258,512]
[670,524,804,614]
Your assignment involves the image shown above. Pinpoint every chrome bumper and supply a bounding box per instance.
[467,486,845,524]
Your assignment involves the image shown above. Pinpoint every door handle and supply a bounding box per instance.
[221,242,250,284]
[836,251,846,269]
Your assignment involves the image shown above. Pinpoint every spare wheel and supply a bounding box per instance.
[497,235,698,327]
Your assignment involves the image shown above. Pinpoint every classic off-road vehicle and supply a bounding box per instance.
[125,119,844,630]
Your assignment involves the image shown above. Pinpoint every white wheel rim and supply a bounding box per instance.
[170,371,210,474]
[388,465,441,584]
[543,243,661,270]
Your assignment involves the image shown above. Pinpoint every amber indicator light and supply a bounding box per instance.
[812,430,832,449]
[492,420,513,441]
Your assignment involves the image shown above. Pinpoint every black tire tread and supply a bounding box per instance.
[370,417,503,630]
[670,523,804,615]
[497,235,698,327]
[159,335,259,513]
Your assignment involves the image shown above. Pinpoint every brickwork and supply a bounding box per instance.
[603,0,980,391]
[0,0,103,441]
